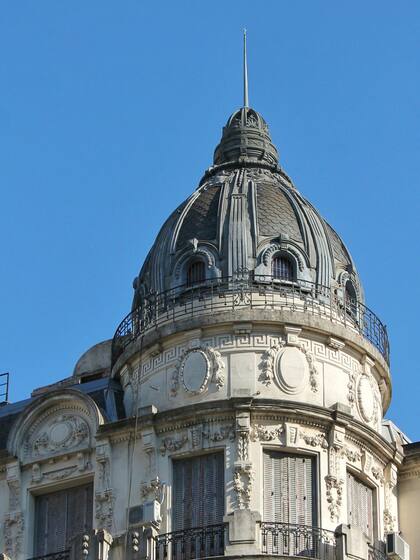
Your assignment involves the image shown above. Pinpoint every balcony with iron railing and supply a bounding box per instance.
[111,274,389,368]
[22,525,389,560]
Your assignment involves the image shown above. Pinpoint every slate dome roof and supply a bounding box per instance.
[132,106,362,308]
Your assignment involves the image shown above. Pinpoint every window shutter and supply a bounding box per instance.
[34,483,93,555]
[263,451,315,526]
[173,453,224,530]
[347,472,374,540]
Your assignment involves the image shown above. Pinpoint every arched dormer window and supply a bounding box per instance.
[272,255,293,281]
[345,280,358,319]
[186,260,205,287]
[345,280,357,302]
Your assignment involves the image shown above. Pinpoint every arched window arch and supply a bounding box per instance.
[344,280,358,320]
[272,255,294,281]
[186,259,206,286]
[345,280,357,304]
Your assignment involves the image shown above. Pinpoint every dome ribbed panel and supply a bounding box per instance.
[324,222,352,267]
[256,183,303,243]
[176,186,221,249]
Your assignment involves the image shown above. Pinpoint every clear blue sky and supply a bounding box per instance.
[0,2,419,438]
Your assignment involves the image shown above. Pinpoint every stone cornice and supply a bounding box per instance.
[96,397,397,464]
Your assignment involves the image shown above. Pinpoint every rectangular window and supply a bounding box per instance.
[172,452,224,531]
[34,483,93,556]
[263,450,316,526]
[347,472,374,540]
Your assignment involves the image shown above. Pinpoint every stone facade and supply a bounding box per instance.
[0,99,417,560]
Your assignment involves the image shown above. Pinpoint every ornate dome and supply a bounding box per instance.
[133,106,362,309]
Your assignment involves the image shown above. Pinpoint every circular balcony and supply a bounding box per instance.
[111,275,389,368]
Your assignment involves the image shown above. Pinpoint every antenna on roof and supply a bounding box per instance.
[243,29,249,108]
[0,372,10,405]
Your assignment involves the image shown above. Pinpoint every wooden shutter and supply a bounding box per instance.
[347,472,374,540]
[34,483,93,555]
[263,451,315,525]
[173,453,224,530]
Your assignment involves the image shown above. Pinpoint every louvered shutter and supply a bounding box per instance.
[263,451,315,525]
[347,472,374,540]
[34,483,93,555]
[173,453,224,530]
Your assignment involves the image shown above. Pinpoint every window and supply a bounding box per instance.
[173,452,224,530]
[272,255,293,281]
[263,451,316,525]
[344,281,358,319]
[347,472,374,540]
[186,260,205,286]
[34,483,93,556]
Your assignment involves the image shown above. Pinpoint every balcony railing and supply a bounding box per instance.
[27,551,70,560]
[368,543,387,560]
[112,274,389,367]
[154,523,226,560]
[261,522,337,559]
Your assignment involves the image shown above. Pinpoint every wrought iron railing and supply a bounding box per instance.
[368,543,387,560]
[112,275,389,367]
[261,522,337,558]
[154,523,227,559]
[27,551,70,560]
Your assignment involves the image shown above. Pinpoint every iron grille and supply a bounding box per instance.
[261,522,336,559]
[154,523,226,560]
[0,372,9,403]
[111,275,390,367]
[27,551,70,560]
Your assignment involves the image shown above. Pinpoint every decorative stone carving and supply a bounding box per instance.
[384,463,397,533]
[190,424,204,449]
[346,369,357,408]
[159,435,188,456]
[3,511,24,557]
[260,341,285,385]
[171,346,224,396]
[6,463,21,511]
[356,374,378,424]
[95,489,115,530]
[343,446,362,463]
[204,424,236,442]
[96,441,112,489]
[236,413,250,462]
[141,476,166,503]
[277,346,309,395]
[261,243,305,271]
[27,413,89,459]
[325,475,343,522]
[251,424,284,442]
[301,431,328,449]
[371,465,385,485]
[260,339,318,392]
[233,463,254,510]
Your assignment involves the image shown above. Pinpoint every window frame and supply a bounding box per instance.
[29,477,94,558]
[346,469,378,543]
[262,448,319,527]
[170,449,225,533]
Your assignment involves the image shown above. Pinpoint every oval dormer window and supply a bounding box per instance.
[186,260,205,287]
[272,255,293,281]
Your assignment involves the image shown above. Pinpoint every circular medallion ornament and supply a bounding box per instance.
[49,421,72,445]
[276,346,308,394]
[180,349,210,395]
[357,375,376,423]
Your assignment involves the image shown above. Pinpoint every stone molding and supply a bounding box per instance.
[260,337,318,392]
[170,345,224,397]
[7,390,103,463]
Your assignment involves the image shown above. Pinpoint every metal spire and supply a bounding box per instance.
[243,29,249,108]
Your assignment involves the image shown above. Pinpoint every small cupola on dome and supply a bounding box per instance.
[213,107,279,166]
[213,32,278,167]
